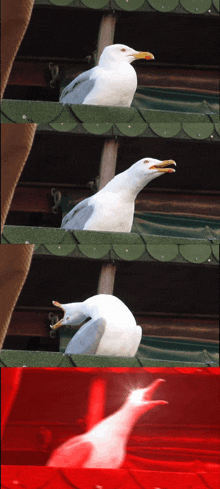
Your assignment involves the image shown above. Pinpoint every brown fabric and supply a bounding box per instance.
[1,123,37,231]
[1,0,35,99]
[0,245,34,349]
[1,2,36,348]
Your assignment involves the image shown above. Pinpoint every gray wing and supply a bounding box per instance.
[65,317,106,355]
[46,437,93,468]
[61,197,94,230]
[60,68,96,104]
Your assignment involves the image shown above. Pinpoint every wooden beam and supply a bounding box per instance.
[10,185,220,220]
[8,310,219,342]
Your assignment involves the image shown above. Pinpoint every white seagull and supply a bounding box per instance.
[59,44,154,107]
[61,158,176,233]
[46,378,168,469]
[50,294,142,357]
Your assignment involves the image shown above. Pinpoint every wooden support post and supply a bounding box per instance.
[86,378,106,431]
[96,13,116,65]
[98,139,119,190]
[97,138,118,294]
[97,263,116,295]
[96,13,117,295]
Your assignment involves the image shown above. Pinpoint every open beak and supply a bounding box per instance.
[133,51,155,60]
[150,159,176,173]
[50,301,64,330]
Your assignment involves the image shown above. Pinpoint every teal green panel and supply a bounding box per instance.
[49,123,78,131]
[214,123,220,135]
[71,105,136,123]
[49,0,73,4]
[147,0,179,12]
[180,244,212,263]
[133,213,220,241]
[113,244,145,260]
[82,123,113,134]
[2,226,73,244]
[81,0,109,7]
[182,123,214,139]
[44,244,76,255]
[114,0,145,10]
[212,244,219,261]
[70,354,140,367]
[213,0,219,11]
[149,123,181,137]
[137,358,207,367]
[78,244,111,258]
[180,0,212,13]
[116,123,147,136]
[146,244,178,261]
[133,87,219,116]
[1,100,62,123]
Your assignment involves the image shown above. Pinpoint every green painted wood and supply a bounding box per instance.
[149,123,181,137]
[114,0,145,10]
[0,350,65,367]
[71,105,136,123]
[182,123,214,139]
[212,244,219,261]
[44,244,77,255]
[214,123,220,135]
[78,244,111,258]
[148,0,179,12]
[2,226,72,244]
[113,244,145,260]
[180,244,212,263]
[180,0,212,14]
[49,122,78,131]
[73,230,143,244]
[69,354,141,367]
[146,244,178,261]
[213,0,219,11]
[1,100,62,123]
[116,123,147,136]
[49,0,73,5]
[82,123,113,135]
[81,0,109,7]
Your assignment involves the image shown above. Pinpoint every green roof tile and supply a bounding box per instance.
[2,226,219,264]
[1,101,219,140]
[0,350,214,367]
[34,0,219,14]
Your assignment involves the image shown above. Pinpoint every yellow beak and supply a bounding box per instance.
[134,51,154,60]
[50,301,64,329]
[150,159,176,173]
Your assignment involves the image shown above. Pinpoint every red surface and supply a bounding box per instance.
[1,368,220,483]
[2,465,220,489]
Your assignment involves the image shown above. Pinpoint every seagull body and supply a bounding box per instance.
[59,44,154,107]
[46,379,168,469]
[51,294,142,357]
[61,158,176,232]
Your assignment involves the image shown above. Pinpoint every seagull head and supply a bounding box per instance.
[130,157,176,185]
[99,44,154,67]
[126,379,168,412]
[50,301,88,329]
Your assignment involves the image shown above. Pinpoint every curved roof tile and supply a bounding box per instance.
[2,226,219,264]
[35,0,219,14]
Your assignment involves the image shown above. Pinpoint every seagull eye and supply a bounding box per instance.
[121,48,126,52]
